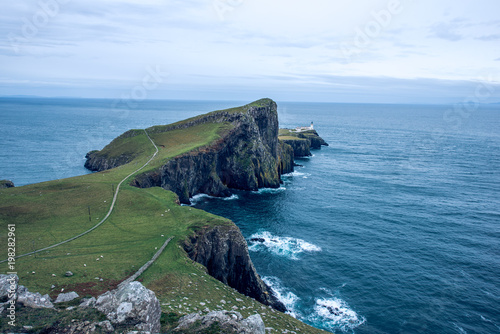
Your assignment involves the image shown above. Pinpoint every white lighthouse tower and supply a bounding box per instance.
[310,122,314,130]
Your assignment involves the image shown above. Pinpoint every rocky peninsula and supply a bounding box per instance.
[0,99,329,333]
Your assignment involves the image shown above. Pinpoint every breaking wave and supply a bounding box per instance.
[262,276,300,318]
[252,187,286,194]
[248,231,321,260]
[281,171,311,179]
[307,297,366,332]
[189,193,239,205]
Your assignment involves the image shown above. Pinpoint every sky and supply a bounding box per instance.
[0,0,499,103]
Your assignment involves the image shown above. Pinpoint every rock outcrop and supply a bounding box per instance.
[133,99,283,203]
[16,285,54,309]
[278,129,329,158]
[175,311,265,334]
[184,224,286,312]
[1,277,160,333]
[55,291,79,303]
[280,137,311,157]
[85,99,289,204]
[64,320,115,333]
[1,274,53,309]
[278,141,295,175]
[0,180,14,189]
[0,274,17,302]
[84,129,145,172]
[95,281,161,333]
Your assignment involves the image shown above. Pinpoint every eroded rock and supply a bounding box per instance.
[95,281,161,333]
[176,310,265,334]
[55,291,79,303]
[17,285,54,309]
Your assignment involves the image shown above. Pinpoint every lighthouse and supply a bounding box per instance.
[310,122,314,130]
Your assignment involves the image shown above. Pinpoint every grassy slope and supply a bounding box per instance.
[0,102,327,333]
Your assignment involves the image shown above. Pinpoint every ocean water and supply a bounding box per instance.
[1,98,499,333]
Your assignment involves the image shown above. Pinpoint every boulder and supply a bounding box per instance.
[65,320,114,333]
[0,274,18,302]
[97,320,114,332]
[79,297,96,308]
[55,291,79,303]
[175,310,265,334]
[95,281,161,333]
[17,285,54,309]
[241,314,267,333]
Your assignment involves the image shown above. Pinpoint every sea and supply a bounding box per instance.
[1,97,499,334]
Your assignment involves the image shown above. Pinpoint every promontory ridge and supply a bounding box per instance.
[0,98,328,333]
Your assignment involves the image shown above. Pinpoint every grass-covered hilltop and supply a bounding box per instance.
[0,99,328,333]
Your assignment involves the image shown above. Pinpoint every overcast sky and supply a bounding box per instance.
[1,0,499,103]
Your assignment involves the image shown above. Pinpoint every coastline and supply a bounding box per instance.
[0,99,330,333]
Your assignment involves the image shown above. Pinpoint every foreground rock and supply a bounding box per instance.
[0,274,18,302]
[1,274,54,310]
[176,311,265,334]
[95,281,161,333]
[184,224,286,312]
[0,180,14,189]
[55,291,79,303]
[16,285,54,309]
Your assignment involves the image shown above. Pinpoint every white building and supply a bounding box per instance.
[294,122,314,132]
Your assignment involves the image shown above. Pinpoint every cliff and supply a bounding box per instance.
[278,129,328,157]
[278,141,295,174]
[135,99,284,204]
[84,129,148,171]
[183,224,286,312]
[86,99,290,204]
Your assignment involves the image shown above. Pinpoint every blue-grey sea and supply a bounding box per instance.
[1,98,499,333]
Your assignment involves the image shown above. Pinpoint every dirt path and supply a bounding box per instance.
[1,130,159,263]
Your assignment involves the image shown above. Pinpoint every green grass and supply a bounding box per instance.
[0,305,108,333]
[0,100,327,333]
[279,136,308,142]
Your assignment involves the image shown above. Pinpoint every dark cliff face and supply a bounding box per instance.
[84,151,131,172]
[132,99,284,204]
[278,142,295,175]
[280,138,311,158]
[84,130,144,172]
[183,224,287,313]
[303,130,329,149]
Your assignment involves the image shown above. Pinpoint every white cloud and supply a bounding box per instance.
[0,0,499,102]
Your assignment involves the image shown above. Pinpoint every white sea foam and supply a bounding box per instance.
[190,193,212,203]
[189,193,239,205]
[223,194,239,201]
[262,276,300,318]
[248,231,321,259]
[282,171,311,178]
[308,297,366,332]
[252,187,286,194]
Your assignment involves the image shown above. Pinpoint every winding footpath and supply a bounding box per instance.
[1,130,159,263]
